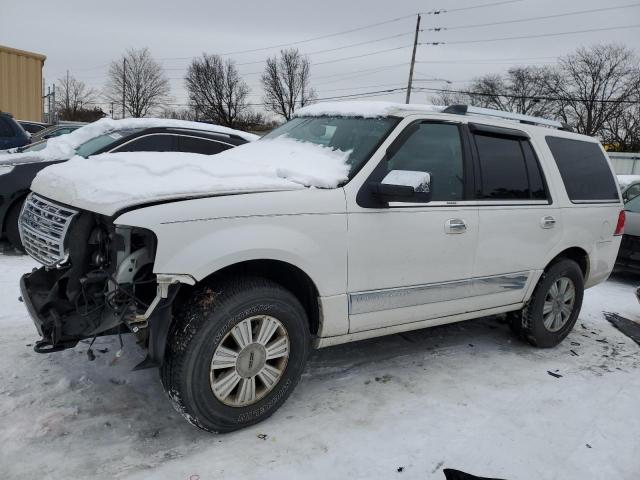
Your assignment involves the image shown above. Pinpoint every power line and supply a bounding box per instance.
[412,86,639,104]
[415,56,557,64]
[422,0,524,15]
[235,33,413,66]
[314,45,412,66]
[420,24,640,45]
[424,2,640,31]
[158,14,418,60]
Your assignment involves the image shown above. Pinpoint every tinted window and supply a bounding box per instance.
[474,134,531,200]
[546,136,618,202]
[625,194,640,213]
[386,123,464,201]
[624,183,640,203]
[522,141,547,200]
[0,118,15,137]
[178,136,231,155]
[21,123,45,134]
[115,134,174,153]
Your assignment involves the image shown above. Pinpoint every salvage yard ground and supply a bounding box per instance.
[1,253,639,480]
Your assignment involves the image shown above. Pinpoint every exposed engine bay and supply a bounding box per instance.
[19,194,181,368]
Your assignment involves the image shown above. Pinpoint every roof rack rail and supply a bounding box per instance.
[442,104,572,131]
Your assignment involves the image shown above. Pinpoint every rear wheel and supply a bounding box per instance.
[510,259,584,347]
[161,277,310,432]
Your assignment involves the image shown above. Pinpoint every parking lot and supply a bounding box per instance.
[1,252,638,480]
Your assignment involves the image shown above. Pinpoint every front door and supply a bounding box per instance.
[346,120,478,333]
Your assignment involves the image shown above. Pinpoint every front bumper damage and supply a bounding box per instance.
[20,267,194,368]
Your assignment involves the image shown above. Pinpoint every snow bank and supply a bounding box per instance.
[295,101,444,118]
[2,118,259,165]
[31,137,351,215]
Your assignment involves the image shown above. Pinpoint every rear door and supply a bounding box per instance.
[469,123,561,310]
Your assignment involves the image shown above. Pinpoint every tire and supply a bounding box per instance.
[161,276,310,433]
[4,198,25,252]
[510,259,584,348]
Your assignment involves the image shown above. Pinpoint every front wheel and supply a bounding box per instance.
[510,259,584,348]
[161,277,310,433]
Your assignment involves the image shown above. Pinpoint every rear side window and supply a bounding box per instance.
[177,136,232,155]
[0,117,16,137]
[545,136,619,203]
[473,134,547,200]
[115,134,175,153]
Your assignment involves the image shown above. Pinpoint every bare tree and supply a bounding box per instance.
[466,67,556,115]
[544,44,640,136]
[185,54,250,128]
[261,49,315,120]
[603,86,640,151]
[160,107,198,121]
[55,74,97,121]
[106,48,170,118]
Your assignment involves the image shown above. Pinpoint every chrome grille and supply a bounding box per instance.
[19,193,78,267]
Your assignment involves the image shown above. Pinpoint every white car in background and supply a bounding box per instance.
[18,102,623,432]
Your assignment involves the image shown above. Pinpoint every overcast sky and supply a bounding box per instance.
[2,0,639,115]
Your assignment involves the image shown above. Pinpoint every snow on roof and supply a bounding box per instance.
[1,117,259,165]
[616,174,640,188]
[31,137,350,216]
[294,101,444,118]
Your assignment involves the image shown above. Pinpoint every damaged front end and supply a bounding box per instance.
[18,193,191,368]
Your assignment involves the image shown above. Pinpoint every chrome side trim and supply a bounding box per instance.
[348,272,529,315]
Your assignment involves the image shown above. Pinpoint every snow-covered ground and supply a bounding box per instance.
[1,253,639,480]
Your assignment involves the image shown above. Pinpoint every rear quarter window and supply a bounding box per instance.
[545,136,619,203]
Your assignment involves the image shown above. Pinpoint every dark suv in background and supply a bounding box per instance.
[0,124,251,250]
[0,112,31,150]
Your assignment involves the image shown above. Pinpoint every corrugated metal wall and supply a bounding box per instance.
[0,45,46,122]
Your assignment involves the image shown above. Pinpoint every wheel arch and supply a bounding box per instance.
[545,246,589,280]
[1,190,28,234]
[179,259,322,336]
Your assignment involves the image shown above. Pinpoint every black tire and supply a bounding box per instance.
[5,197,25,252]
[510,259,584,348]
[161,276,310,433]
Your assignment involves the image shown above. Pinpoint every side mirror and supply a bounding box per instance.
[370,170,432,203]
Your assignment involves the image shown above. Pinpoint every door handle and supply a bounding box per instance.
[541,216,556,229]
[445,218,467,234]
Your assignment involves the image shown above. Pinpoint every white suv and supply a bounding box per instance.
[18,102,624,432]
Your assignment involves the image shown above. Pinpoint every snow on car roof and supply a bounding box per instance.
[294,101,444,118]
[0,117,259,165]
[617,175,640,189]
[31,137,350,216]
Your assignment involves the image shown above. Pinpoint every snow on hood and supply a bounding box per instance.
[0,118,259,166]
[294,101,444,118]
[31,137,351,216]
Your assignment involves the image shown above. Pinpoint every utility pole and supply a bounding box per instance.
[405,14,421,104]
[122,58,126,119]
[66,69,70,112]
[52,84,56,124]
[46,86,51,123]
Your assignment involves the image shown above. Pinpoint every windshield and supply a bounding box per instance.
[263,116,399,176]
[74,129,141,158]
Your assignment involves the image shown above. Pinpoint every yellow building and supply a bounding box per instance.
[0,45,46,122]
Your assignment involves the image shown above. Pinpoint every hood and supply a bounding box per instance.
[31,137,351,216]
